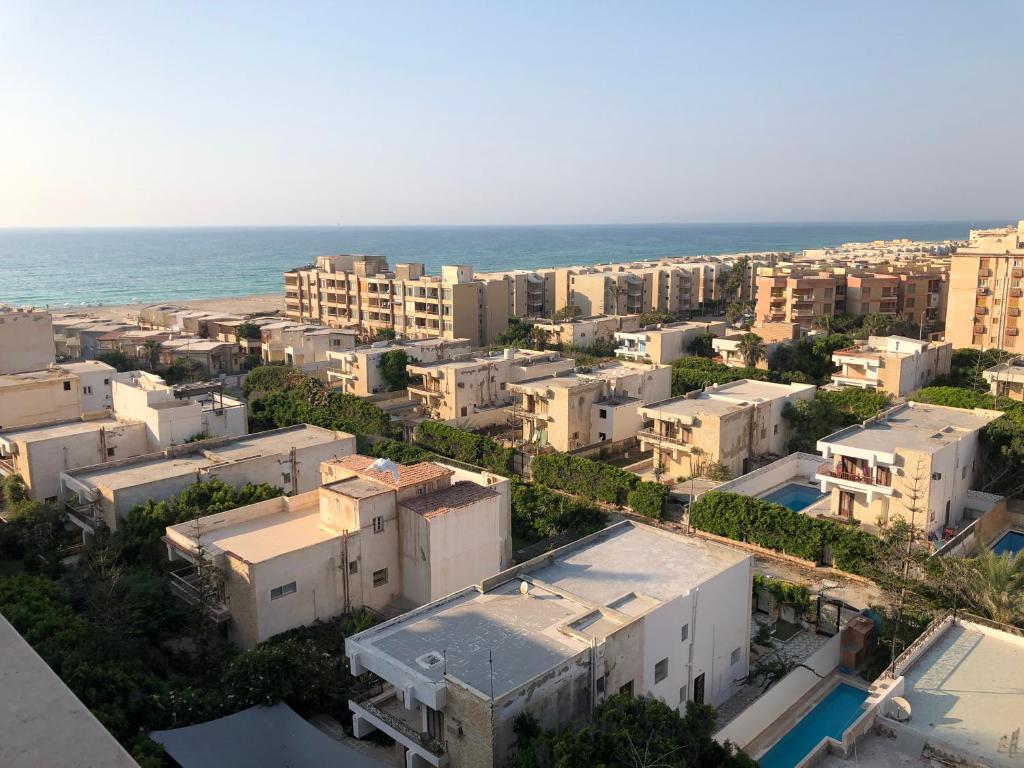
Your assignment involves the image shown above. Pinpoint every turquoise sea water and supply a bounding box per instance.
[0,222,1001,307]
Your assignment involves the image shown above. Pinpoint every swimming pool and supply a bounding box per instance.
[991,530,1024,557]
[757,683,869,768]
[760,483,826,512]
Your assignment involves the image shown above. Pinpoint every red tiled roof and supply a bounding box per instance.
[329,454,453,488]
[400,481,499,520]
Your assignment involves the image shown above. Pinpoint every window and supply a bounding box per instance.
[281,472,291,484]
[270,581,297,600]
[654,658,668,683]
[83,385,93,395]
[63,381,71,391]
[680,624,688,642]
[107,447,116,458]
[679,685,688,704]
[599,408,608,419]
[461,406,468,417]
[103,378,110,385]
[373,568,389,587]
[619,680,634,697]
[773,423,778,435]
[349,561,358,575]
[372,515,384,533]
[596,674,606,695]
[731,647,741,666]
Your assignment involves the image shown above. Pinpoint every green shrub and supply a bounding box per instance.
[670,356,768,396]
[689,491,878,575]
[783,389,891,453]
[530,453,638,504]
[416,422,513,475]
[368,438,432,463]
[511,479,606,543]
[627,481,668,519]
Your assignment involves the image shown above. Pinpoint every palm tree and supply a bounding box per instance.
[813,315,834,334]
[142,339,162,371]
[726,301,748,326]
[737,332,767,368]
[964,550,1024,625]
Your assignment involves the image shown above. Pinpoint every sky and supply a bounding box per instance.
[1,1,1023,227]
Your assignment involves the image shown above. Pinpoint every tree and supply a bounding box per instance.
[638,311,678,326]
[725,302,748,326]
[963,550,1024,625]
[142,339,162,371]
[551,305,582,322]
[736,333,766,368]
[496,318,536,348]
[163,357,207,384]
[370,327,396,342]
[686,332,716,359]
[97,351,134,372]
[378,349,410,390]
[234,322,262,342]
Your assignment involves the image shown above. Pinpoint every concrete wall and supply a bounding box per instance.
[426,494,504,602]
[716,453,827,499]
[0,376,82,431]
[0,311,55,375]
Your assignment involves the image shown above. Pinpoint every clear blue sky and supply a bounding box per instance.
[2,1,1022,227]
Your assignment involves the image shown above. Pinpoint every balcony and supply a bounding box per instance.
[976,306,989,316]
[1013,289,1023,298]
[638,428,691,450]
[168,564,231,623]
[351,688,447,765]
[979,268,992,277]
[0,456,14,476]
[815,465,893,496]
[407,383,442,399]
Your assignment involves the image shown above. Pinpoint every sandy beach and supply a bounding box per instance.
[49,293,285,323]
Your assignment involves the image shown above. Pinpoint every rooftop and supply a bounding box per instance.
[401,481,499,519]
[819,402,1002,454]
[329,455,453,489]
[0,417,125,444]
[0,368,72,389]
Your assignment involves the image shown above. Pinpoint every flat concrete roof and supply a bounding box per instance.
[60,361,116,375]
[0,613,139,767]
[0,417,126,444]
[642,393,745,418]
[208,426,340,461]
[325,476,390,500]
[898,619,1024,768]
[820,403,1001,455]
[0,368,71,388]
[708,379,813,402]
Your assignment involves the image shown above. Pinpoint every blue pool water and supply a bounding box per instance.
[991,530,1024,557]
[758,684,869,768]
[761,483,825,512]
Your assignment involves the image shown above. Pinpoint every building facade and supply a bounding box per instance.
[830,335,952,397]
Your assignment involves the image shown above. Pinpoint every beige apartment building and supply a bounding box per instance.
[639,380,816,478]
[755,273,838,329]
[406,348,575,427]
[509,361,671,452]
[327,338,472,398]
[0,307,56,375]
[946,221,1024,351]
[615,320,728,364]
[982,357,1024,401]
[815,402,1001,536]
[0,361,117,432]
[830,336,952,397]
[528,314,641,349]
[712,335,778,371]
[163,454,511,649]
[159,338,243,375]
[260,323,358,366]
[285,256,511,346]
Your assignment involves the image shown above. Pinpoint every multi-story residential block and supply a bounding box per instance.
[406,348,575,427]
[285,256,511,346]
[509,361,672,451]
[59,425,356,533]
[528,314,640,349]
[615,320,728,364]
[0,307,55,374]
[259,322,358,366]
[328,338,472,398]
[639,380,816,477]
[346,521,752,768]
[843,273,901,317]
[946,220,1024,351]
[755,273,838,329]
[163,454,511,650]
[814,402,1001,536]
[830,336,952,397]
[0,361,117,432]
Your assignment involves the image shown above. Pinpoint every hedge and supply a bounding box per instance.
[689,491,878,575]
[511,480,607,543]
[530,453,638,505]
[626,481,668,520]
[367,439,433,464]
[415,422,513,475]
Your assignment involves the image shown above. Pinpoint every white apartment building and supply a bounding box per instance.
[59,425,356,533]
[406,348,575,428]
[260,322,358,366]
[327,338,473,397]
[346,522,752,768]
[830,335,952,398]
[815,402,1002,536]
[163,454,511,650]
[640,380,817,478]
[615,320,729,365]
[509,361,672,452]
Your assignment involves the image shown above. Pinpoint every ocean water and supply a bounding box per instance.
[0,222,1000,308]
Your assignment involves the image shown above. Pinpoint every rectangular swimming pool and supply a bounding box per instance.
[760,483,826,512]
[757,683,868,768]
[991,530,1024,557]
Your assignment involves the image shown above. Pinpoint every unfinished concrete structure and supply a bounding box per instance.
[346,522,752,768]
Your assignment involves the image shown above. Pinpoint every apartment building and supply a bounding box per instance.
[946,221,1024,350]
[163,454,511,650]
[260,324,358,366]
[528,314,641,349]
[615,320,728,364]
[843,273,901,317]
[328,338,472,397]
[712,335,778,371]
[830,336,952,397]
[406,348,575,427]
[346,521,752,768]
[0,307,55,374]
[159,338,242,375]
[0,361,116,432]
[59,425,356,533]
[755,273,838,330]
[285,256,511,346]
[509,361,672,452]
[815,402,1001,536]
[983,357,1024,401]
[639,380,816,478]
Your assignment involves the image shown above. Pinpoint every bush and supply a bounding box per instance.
[378,349,410,391]
[416,422,513,475]
[368,438,432,463]
[670,356,768,396]
[783,389,890,453]
[689,491,878,575]
[96,351,135,372]
[627,481,668,519]
[511,480,606,543]
[530,453,638,504]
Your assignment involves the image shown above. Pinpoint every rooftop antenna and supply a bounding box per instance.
[488,650,494,701]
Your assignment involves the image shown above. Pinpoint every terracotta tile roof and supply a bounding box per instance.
[400,481,499,520]
[329,454,453,488]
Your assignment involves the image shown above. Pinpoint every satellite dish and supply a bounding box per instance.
[369,457,401,483]
[520,581,530,596]
[887,696,912,722]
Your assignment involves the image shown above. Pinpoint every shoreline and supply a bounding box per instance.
[49,293,284,322]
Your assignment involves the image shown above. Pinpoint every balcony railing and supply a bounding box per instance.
[818,466,890,487]
[638,428,691,449]
[352,690,445,757]
[168,565,231,623]
[0,457,14,475]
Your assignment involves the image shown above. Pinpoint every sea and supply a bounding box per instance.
[0,221,1003,308]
